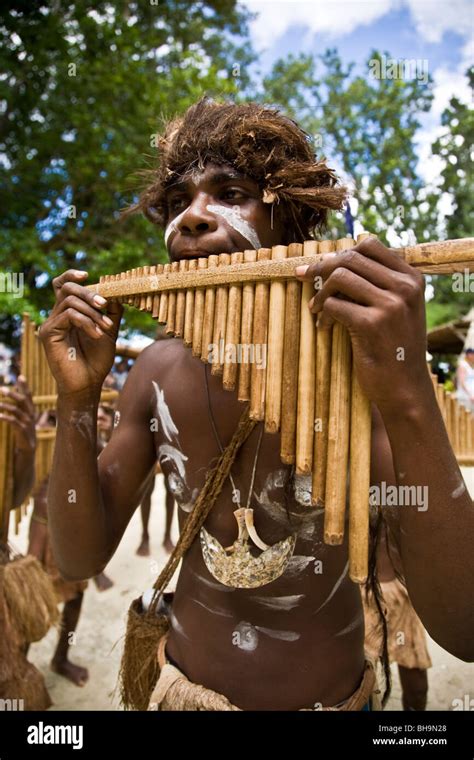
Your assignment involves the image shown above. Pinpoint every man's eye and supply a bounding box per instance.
[169,197,188,212]
[222,188,246,202]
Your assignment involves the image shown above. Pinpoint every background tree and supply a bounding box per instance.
[0,0,253,341]
[259,50,438,244]
[428,66,474,326]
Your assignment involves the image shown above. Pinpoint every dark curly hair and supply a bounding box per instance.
[123,97,347,242]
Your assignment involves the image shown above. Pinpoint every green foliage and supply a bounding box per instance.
[432,67,474,240]
[259,50,438,244]
[0,1,253,341]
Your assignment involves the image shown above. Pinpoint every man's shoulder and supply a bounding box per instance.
[134,337,189,377]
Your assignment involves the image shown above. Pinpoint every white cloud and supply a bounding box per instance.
[244,0,392,48]
[405,0,473,44]
[243,0,473,49]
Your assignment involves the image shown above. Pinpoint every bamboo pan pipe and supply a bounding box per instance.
[200,255,218,362]
[237,250,257,402]
[324,237,354,547]
[249,248,271,421]
[192,257,208,357]
[295,240,318,474]
[348,233,373,582]
[311,239,336,504]
[211,253,231,375]
[265,245,288,433]
[84,235,474,583]
[223,251,244,391]
[280,243,302,464]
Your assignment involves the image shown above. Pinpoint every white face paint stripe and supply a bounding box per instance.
[206,204,262,250]
[164,207,189,249]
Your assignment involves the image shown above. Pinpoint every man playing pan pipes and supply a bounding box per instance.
[40,98,474,711]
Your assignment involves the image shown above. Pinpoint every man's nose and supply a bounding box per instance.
[177,196,218,236]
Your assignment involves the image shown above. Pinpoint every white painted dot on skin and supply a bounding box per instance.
[234,621,259,652]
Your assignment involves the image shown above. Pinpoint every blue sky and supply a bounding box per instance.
[242,0,473,188]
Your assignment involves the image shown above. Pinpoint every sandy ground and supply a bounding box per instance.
[10,469,474,712]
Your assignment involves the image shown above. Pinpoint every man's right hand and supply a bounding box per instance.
[40,270,123,396]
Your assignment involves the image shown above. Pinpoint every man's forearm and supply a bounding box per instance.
[48,389,107,580]
[380,380,474,660]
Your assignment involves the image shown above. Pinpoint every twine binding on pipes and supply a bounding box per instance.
[118,406,257,711]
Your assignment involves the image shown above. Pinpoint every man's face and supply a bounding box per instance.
[164,163,284,261]
[466,353,474,367]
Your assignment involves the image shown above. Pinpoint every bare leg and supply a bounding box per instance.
[398,665,428,711]
[136,486,152,556]
[50,592,89,687]
[163,483,175,554]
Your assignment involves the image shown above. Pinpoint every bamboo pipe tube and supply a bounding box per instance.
[140,266,150,310]
[280,243,303,465]
[249,248,271,420]
[211,253,231,375]
[158,263,171,323]
[201,255,219,363]
[295,241,318,474]
[324,237,355,544]
[264,245,288,434]
[237,250,257,402]
[349,370,371,583]
[311,239,336,504]
[223,252,244,391]
[165,261,180,335]
[152,265,163,319]
[184,259,198,347]
[175,260,189,337]
[192,258,208,357]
